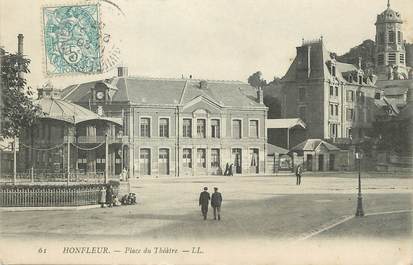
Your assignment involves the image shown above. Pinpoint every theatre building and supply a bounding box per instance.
[61,68,268,177]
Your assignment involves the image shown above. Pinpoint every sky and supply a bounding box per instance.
[1,0,412,90]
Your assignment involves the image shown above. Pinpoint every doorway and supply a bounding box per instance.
[329,154,335,171]
[140,148,151,175]
[249,149,259,174]
[232,148,242,174]
[306,154,313,171]
[318,154,324,171]
[158,148,170,175]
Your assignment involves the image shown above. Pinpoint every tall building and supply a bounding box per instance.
[61,68,268,178]
[374,0,409,80]
[270,38,377,147]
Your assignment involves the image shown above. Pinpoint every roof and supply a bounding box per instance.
[266,118,306,129]
[61,76,265,109]
[267,143,289,155]
[376,6,402,24]
[383,86,409,96]
[36,97,122,125]
[290,139,341,152]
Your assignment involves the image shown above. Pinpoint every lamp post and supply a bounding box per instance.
[355,146,364,217]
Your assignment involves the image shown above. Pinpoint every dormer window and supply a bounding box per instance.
[331,65,336,77]
[349,74,353,83]
[358,75,363,85]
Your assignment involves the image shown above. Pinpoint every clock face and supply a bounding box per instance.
[96,91,104,100]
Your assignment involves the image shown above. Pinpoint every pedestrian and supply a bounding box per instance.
[229,163,234,176]
[223,163,229,176]
[296,164,303,185]
[99,186,106,208]
[199,187,210,220]
[106,184,114,207]
[211,187,223,220]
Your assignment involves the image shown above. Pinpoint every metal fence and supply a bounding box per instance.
[0,183,120,207]
[0,185,101,207]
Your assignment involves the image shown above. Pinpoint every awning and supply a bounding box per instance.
[266,118,307,129]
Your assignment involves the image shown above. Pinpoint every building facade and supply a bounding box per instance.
[271,38,377,147]
[61,69,268,178]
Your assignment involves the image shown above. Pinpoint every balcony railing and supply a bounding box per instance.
[64,135,126,144]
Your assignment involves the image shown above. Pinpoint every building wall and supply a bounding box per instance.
[128,104,266,177]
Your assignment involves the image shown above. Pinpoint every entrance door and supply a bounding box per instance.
[232,148,242,174]
[159,149,169,175]
[318,154,324,171]
[249,149,259,174]
[329,154,335,171]
[140,149,151,175]
[306,154,313,171]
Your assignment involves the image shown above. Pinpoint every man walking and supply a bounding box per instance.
[296,164,303,185]
[199,187,210,220]
[211,187,222,220]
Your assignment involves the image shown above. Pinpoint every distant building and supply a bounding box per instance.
[374,1,410,81]
[266,38,377,147]
[61,68,268,177]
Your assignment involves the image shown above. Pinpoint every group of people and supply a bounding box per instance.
[199,187,223,220]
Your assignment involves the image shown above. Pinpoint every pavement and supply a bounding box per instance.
[0,173,411,240]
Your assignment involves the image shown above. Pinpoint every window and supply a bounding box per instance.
[299,87,306,101]
[183,119,192,138]
[197,149,206,168]
[329,86,334,96]
[335,105,339,116]
[232,119,241,139]
[211,119,220,138]
[400,53,405,64]
[330,104,334,116]
[347,128,352,138]
[249,120,259,138]
[140,118,150,137]
[397,31,402,43]
[211,149,220,168]
[332,65,336,77]
[358,75,363,85]
[329,123,338,138]
[159,118,169,138]
[359,92,365,104]
[379,32,385,44]
[346,108,354,121]
[378,54,384,65]
[388,53,396,64]
[347,90,354,102]
[183,149,192,168]
[298,106,306,121]
[389,31,395,43]
[335,86,339,97]
[196,119,206,138]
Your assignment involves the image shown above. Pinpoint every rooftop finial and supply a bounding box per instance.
[387,0,390,8]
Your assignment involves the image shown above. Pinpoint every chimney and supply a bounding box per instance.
[17,34,24,79]
[199,80,208,89]
[117,66,128,77]
[17,34,23,55]
[257,87,264,104]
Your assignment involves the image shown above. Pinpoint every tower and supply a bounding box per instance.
[374,0,408,80]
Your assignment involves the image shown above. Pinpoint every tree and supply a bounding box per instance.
[0,48,41,139]
[247,71,267,88]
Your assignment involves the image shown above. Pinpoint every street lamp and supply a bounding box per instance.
[355,146,364,217]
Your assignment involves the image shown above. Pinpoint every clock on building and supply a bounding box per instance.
[96,91,105,100]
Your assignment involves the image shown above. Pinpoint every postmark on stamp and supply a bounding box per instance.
[42,4,102,75]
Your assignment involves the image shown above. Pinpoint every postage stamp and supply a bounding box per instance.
[42,4,102,75]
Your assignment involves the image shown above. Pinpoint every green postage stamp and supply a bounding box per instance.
[42,4,102,75]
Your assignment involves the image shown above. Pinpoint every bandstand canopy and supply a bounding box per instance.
[36,97,122,126]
